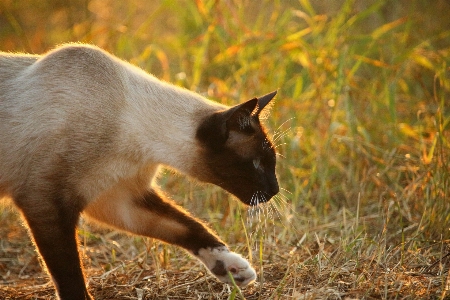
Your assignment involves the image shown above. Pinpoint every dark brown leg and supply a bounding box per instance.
[85,188,225,254]
[85,187,256,286]
[15,192,91,300]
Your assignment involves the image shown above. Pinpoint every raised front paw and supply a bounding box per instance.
[197,246,256,287]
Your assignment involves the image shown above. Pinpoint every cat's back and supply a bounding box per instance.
[0,53,40,103]
[31,44,124,83]
[0,44,127,123]
[1,44,124,98]
[0,52,40,82]
[0,45,128,186]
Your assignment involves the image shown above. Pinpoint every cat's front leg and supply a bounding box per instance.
[196,246,256,287]
[85,187,256,287]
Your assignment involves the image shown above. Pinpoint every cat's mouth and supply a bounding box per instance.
[241,185,279,207]
[253,189,278,206]
[226,176,279,206]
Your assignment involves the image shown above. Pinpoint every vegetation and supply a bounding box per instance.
[1,0,449,298]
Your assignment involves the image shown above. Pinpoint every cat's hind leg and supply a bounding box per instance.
[13,190,92,300]
[84,187,256,286]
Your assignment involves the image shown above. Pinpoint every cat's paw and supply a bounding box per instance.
[197,246,256,287]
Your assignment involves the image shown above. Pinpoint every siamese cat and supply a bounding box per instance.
[0,44,279,300]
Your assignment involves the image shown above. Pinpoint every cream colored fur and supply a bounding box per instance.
[0,44,225,203]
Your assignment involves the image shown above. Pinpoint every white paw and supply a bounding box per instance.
[197,246,256,287]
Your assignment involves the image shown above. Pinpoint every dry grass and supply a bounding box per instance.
[1,0,450,299]
[1,200,448,299]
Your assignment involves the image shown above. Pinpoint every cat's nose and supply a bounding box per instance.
[270,180,279,196]
[255,176,279,204]
[265,177,279,199]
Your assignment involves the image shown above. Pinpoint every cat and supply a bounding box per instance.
[0,44,279,300]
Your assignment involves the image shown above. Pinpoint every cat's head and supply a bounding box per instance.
[194,91,279,206]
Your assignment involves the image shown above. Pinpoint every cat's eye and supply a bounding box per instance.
[253,158,261,169]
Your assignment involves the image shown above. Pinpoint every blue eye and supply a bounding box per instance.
[253,158,261,169]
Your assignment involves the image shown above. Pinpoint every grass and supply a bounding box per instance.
[1,0,450,298]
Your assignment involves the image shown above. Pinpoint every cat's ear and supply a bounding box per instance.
[253,90,277,116]
[225,98,259,133]
[196,99,258,151]
[196,92,276,150]
[225,90,277,133]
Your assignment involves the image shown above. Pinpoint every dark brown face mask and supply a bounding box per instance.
[195,91,279,205]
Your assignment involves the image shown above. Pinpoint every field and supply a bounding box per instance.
[1,0,449,299]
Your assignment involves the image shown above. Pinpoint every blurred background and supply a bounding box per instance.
[1,0,449,298]
[4,0,447,233]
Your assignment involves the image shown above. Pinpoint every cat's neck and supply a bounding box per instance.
[119,65,225,174]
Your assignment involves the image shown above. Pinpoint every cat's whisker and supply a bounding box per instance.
[273,131,290,143]
[273,193,296,214]
[275,152,286,159]
[272,127,292,143]
[270,200,286,222]
[277,197,293,212]
[271,118,294,141]
[245,185,303,253]
[280,187,292,195]
[265,202,283,235]
[247,192,261,225]
[273,142,287,149]
[273,196,292,214]
[269,195,304,237]
[274,117,295,133]
[275,190,291,202]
